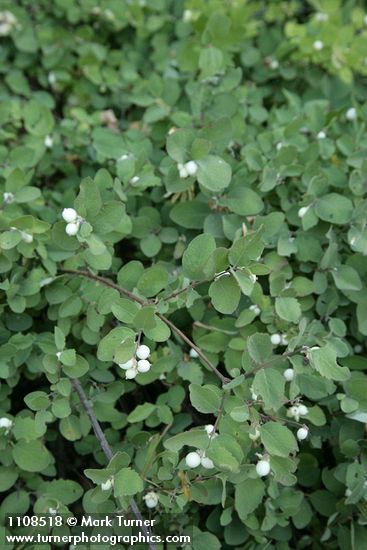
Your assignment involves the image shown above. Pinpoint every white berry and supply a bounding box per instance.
[346,107,357,121]
[298,206,309,218]
[65,222,79,236]
[62,208,78,223]
[204,424,215,437]
[345,488,352,497]
[269,59,279,69]
[143,491,159,508]
[256,459,271,477]
[298,404,309,416]
[354,345,362,353]
[185,451,201,468]
[271,333,282,345]
[189,348,199,358]
[101,478,113,491]
[183,9,193,22]
[179,166,188,179]
[281,334,288,345]
[137,359,151,373]
[313,40,324,51]
[136,344,150,360]
[130,176,140,185]
[184,160,198,176]
[44,135,53,148]
[297,427,309,441]
[201,456,214,469]
[284,368,294,382]
[48,507,57,515]
[0,417,13,431]
[3,191,14,204]
[125,367,138,380]
[118,359,134,370]
[317,130,326,139]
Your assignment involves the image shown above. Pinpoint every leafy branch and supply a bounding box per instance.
[72,379,157,550]
[60,267,230,385]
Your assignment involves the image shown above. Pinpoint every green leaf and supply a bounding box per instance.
[137,265,168,297]
[74,177,102,218]
[189,384,222,414]
[164,429,210,452]
[206,435,243,473]
[59,416,82,441]
[113,336,136,364]
[182,233,216,280]
[13,440,51,472]
[114,468,144,497]
[331,265,362,291]
[199,47,224,78]
[253,369,285,410]
[309,346,350,381]
[226,187,264,216]
[97,327,135,362]
[127,403,156,423]
[228,229,264,266]
[170,201,211,229]
[209,275,241,314]
[24,391,50,411]
[133,307,157,331]
[197,155,232,192]
[247,333,272,364]
[235,478,265,521]
[260,422,298,457]
[275,297,301,323]
[315,193,353,225]
[166,128,194,163]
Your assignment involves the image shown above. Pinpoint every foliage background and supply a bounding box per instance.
[1,0,367,548]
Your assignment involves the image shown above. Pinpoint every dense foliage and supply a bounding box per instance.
[1,1,367,548]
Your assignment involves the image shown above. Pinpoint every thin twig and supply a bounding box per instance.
[193,321,237,335]
[61,268,146,305]
[61,267,230,385]
[71,379,157,550]
[213,394,226,434]
[157,314,229,384]
[244,350,298,379]
[161,280,203,302]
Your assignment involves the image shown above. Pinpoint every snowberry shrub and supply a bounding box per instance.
[0,1,367,548]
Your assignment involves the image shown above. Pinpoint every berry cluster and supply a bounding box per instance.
[62,208,83,236]
[184,424,217,469]
[118,344,152,380]
[185,450,214,470]
[287,403,309,422]
[270,333,288,346]
[177,160,198,179]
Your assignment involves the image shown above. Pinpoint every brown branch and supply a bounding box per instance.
[71,379,157,550]
[61,267,230,385]
[61,268,146,305]
[157,314,230,384]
